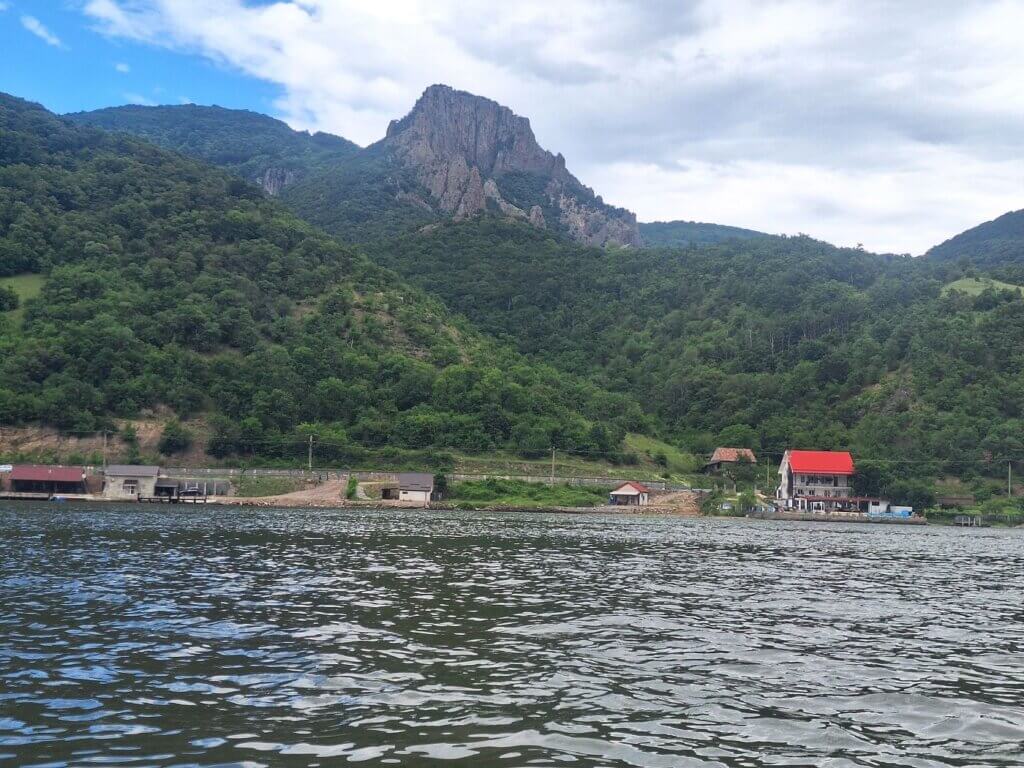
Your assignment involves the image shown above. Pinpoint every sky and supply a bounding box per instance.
[2,1,1023,254]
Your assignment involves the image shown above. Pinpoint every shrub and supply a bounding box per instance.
[0,286,18,312]
[158,419,193,455]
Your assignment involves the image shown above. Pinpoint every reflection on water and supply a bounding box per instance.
[1,503,1022,766]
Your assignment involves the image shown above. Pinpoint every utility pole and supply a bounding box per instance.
[308,434,314,473]
[550,446,555,485]
[102,430,108,470]
[1009,461,1013,498]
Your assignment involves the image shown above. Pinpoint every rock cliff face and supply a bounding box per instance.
[381,85,641,247]
[256,167,297,196]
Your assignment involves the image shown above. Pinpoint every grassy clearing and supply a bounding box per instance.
[446,478,610,509]
[234,475,305,497]
[450,433,695,481]
[624,434,701,475]
[942,277,1022,297]
[0,273,45,326]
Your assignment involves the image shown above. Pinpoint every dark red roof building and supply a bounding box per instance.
[704,447,757,473]
[610,481,651,506]
[9,465,87,495]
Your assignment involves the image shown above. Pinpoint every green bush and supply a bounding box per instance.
[158,419,194,455]
[0,286,18,312]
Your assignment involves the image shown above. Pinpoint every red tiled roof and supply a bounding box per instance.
[787,450,854,475]
[708,447,757,464]
[612,481,649,494]
[10,465,85,483]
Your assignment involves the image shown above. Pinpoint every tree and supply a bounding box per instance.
[737,491,757,513]
[716,424,759,450]
[0,286,19,312]
[433,472,449,499]
[884,479,936,511]
[158,419,193,455]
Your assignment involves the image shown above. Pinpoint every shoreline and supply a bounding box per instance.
[6,495,1021,526]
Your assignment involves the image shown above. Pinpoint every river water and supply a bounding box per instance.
[1,504,1022,767]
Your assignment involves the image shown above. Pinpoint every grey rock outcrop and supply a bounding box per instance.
[256,167,296,196]
[381,85,641,247]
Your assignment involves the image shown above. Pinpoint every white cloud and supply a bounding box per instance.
[586,147,1024,255]
[0,3,10,13]
[122,92,157,106]
[115,62,131,73]
[81,0,1024,253]
[21,14,64,48]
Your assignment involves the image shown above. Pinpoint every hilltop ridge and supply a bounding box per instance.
[69,85,641,247]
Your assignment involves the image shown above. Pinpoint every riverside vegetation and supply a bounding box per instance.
[6,87,1024,513]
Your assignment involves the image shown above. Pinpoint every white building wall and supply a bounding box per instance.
[399,489,430,504]
[103,476,157,500]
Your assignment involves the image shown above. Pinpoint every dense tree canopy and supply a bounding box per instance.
[366,217,1024,487]
[12,91,1024,498]
[0,93,640,461]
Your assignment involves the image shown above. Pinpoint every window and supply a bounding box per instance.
[122,479,138,494]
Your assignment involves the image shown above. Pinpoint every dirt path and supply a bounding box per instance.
[210,486,705,514]
[649,490,703,515]
[214,479,349,508]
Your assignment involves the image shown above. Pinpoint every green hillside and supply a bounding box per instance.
[365,216,1024,497]
[927,210,1024,266]
[640,220,769,247]
[54,95,1024,501]
[0,93,643,463]
[66,104,359,193]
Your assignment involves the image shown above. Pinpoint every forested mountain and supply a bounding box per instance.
[0,93,643,462]
[68,103,359,196]
[365,216,1024,496]
[71,85,641,247]
[24,86,1024,499]
[640,220,769,247]
[927,209,1024,267]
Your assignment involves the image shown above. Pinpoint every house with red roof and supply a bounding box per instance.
[703,447,757,474]
[8,465,87,497]
[776,450,856,512]
[609,481,650,506]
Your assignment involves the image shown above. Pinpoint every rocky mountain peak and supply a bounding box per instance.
[382,85,640,247]
[385,85,560,179]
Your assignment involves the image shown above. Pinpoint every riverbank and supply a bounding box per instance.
[747,510,927,525]
[211,486,702,516]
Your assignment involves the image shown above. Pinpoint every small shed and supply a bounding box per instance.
[10,465,87,496]
[609,481,650,506]
[704,447,757,474]
[103,465,160,500]
[398,472,435,505]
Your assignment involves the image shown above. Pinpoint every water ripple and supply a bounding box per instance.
[1,503,1022,766]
